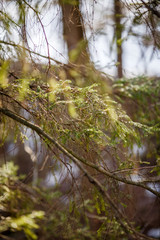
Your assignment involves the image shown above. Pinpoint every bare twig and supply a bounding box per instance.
[22,0,51,71]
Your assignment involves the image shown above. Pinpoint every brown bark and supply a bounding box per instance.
[59,0,89,64]
[114,0,123,78]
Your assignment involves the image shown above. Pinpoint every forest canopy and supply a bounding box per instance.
[0,0,160,240]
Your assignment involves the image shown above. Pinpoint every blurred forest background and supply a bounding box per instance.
[0,0,160,239]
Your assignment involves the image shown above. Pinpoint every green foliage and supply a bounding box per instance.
[44,79,143,149]
[0,161,18,183]
[0,163,95,240]
[1,71,160,173]
[0,212,44,240]
[97,219,125,240]
[151,157,160,175]
[113,76,160,125]
[0,162,130,240]
[0,63,159,240]
[2,74,146,152]
[0,61,9,88]
[93,189,105,215]
[0,162,44,240]
[0,1,160,239]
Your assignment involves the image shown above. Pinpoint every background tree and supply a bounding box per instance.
[113,0,123,78]
[59,0,89,64]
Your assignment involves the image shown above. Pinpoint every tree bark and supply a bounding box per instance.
[59,0,89,64]
[114,0,123,78]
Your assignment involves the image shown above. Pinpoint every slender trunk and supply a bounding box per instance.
[59,0,89,64]
[114,0,123,78]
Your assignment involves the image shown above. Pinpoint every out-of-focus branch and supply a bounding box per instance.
[22,0,51,68]
[0,40,62,66]
[141,0,160,18]
[0,40,93,73]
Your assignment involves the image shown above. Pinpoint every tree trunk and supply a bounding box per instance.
[59,0,89,64]
[114,0,123,78]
